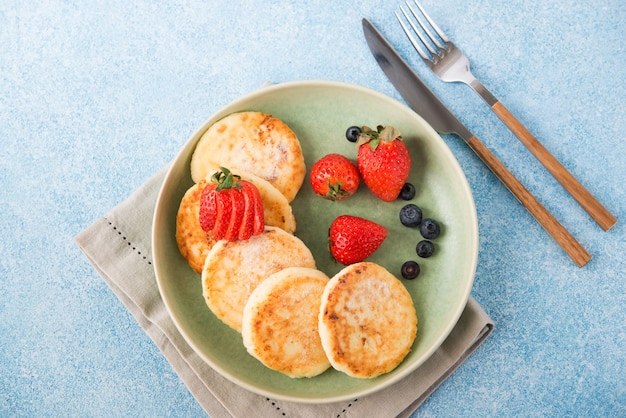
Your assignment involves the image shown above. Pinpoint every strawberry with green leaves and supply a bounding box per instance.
[329,215,387,265]
[356,125,411,202]
[199,168,264,241]
[310,153,360,201]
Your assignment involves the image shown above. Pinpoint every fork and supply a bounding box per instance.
[396,0,617,231]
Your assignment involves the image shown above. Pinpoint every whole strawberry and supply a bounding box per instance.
[310,153,360,201]
[356,125,411,202]
[199,168,264,241]
[329,215,387,265]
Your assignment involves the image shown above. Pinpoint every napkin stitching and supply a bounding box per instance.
[335,398,359,417]
[104,217,153,263]
[264,398,289,417]
[265,397,360,418]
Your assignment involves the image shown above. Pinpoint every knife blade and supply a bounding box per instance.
[362,18,591,267]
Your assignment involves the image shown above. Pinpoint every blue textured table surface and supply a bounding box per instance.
[1,1,624,416]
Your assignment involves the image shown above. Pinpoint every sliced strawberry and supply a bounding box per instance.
[238,182,256,240]
[224,189,245,242]
[198,181,218,231]
[200,168,263,241]
[211,188,233,240]
[241,181,264,235]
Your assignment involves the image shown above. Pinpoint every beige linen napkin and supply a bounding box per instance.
[75,165,493,418]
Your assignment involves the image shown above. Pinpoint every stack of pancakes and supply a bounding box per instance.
[175,111,417,379]
[176,112,301,275]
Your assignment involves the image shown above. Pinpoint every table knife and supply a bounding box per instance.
[362,18,591,267]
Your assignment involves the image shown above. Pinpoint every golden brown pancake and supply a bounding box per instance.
[175,179,215,274]
[190,111,305,202]
[202,226,316,332]
[242,267,331,378]
[176,167,298,273]
[318,262,417,378]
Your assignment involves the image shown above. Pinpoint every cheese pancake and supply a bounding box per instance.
[318,262,417,379]
[175,179,215,274]
[202,226,316,332]
[199,162,296,233]
[176,169,297,273]
[190,111,305,202]
[242,267,330,378]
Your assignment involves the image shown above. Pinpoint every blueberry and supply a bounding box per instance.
[399,204,422,227]
[345,126,362,142]
[420,218,441,239]
[401,260,421,280]
[416,240,435,258]
[398,182,416,200]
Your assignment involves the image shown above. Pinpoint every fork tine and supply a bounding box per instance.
[398,5,437,57]
[397,0,452,62]
[410,0,450,44]
[403,1,446,53]
[395,9,431,60]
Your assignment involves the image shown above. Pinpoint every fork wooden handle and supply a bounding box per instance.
[491,101,617,231]
[467,135,592,267]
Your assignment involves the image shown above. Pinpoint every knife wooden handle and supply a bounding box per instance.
[491,101,617,231]
[467,135,592,267]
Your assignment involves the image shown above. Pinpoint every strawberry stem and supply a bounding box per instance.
[211,167,242,191]
[355,125,402,150]
[326,179,349,201]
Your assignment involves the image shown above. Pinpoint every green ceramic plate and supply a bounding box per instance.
[153,80,478,403]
